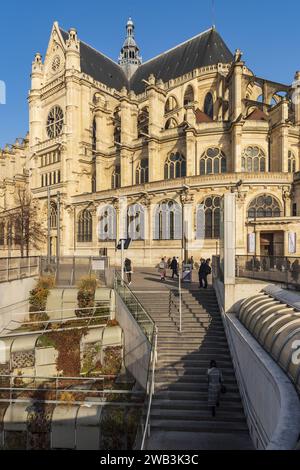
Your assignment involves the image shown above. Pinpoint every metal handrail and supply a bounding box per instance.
[141,325,158,450]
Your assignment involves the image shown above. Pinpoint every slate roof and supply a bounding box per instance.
[59,27,233,93]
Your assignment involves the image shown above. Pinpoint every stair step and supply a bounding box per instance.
[156,382,238,392]
[149,420,249,434]
[150,409,246,422]
[151,399,243,411]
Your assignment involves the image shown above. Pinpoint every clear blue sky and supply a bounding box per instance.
[0,0,299,148]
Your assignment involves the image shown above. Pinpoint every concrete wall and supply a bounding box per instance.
[115,294,151,390]
[0,277,36,332]
[213,278,300,449]
[225,314,300,450]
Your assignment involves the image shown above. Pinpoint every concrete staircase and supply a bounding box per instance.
[133,287,253,449]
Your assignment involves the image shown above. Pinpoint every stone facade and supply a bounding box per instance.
[1,19,300,265]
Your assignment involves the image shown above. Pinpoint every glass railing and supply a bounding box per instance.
[114,271,155,343]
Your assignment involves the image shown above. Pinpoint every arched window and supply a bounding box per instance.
[288,151,296,173]
[241,146,266,172]
[204,93,214,119]
[50,202,57,229]
[136,159,148,184]
[113,107,121,144]
[0,221,4,246]
[98,205,116,241]
[7,221,13,246]
[165,118,178,129]
[127,204,145,240]
[92,117,96,152]
[14,220,22,245]
[247,194,281,218]
[164,153,186,179]
[197,196,221,239]
[111,165,121,189]
[154,200,182,240]
[77,209,93,242]
[165,96,178,114]
[184,85,194,106]
[138,107,149,138]
[199,148,226,175]
[46,106,64,139]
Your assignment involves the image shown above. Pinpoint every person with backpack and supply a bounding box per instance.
[158,257,167,281]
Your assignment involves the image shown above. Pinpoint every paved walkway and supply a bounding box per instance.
[129,267,202,292]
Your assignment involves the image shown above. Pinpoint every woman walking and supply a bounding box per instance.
[207,360,224,417]
[158,257,167,281]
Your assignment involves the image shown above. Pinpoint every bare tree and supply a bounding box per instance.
[11,188,46,257]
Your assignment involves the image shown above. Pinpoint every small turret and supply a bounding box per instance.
[118,18,142,79]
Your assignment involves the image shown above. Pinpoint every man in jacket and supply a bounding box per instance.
[199,258,211,288]
[170,257,179,279]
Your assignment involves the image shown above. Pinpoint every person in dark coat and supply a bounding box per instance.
[199,258,211,288]
[124,258,132,285]
[170,257,179,279]
[198,258,206,287]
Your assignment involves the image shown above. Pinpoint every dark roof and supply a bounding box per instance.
[59,28,129,90]
[59,27,233,93]
[130,28,233,93]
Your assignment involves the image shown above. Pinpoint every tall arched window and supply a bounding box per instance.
[241,146,266,172]
[138,107,149,138]
[153,200,182,240]
[199,148,226,175]
[111,165,121,189]
[288,151,296,173]
[184,85,194,106]
[197,196,221,239]
[50,202,57,229]
[14,220,22,245]
[247,194,281,218]
[113,107,121,144]
[7,221,13,246]
[164,153,186,179]
[98,205,116,240]
[165,96,178,114]
[92,117,96,152]
[0,221,4,246]
[136,159,148,184]
[165,118,178,129]
[204,93,214,119]
[127,204,145,240]
[77,209,93,242]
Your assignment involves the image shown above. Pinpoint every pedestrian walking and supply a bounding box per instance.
[170,256,179,279]
[207,360,224,417]
[190,256,194,270]
[158,257,167,281]
[198,258,205,287]
[199,258,211,288]
[124,258,133,285]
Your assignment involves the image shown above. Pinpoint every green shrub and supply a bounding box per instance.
[76,275,97,317]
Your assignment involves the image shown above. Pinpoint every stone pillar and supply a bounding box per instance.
[230,52,244,121]
[119,91,137,187]
[279,100,289,173]
[231,123,243,172]
[147,77,166,183]
[185,129,196,176]
[284,230,289,257]
[293,71,300,125]
[255,230,261,256]
[29,53,43,148]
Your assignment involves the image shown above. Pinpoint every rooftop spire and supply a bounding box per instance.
[119,17,142,79]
